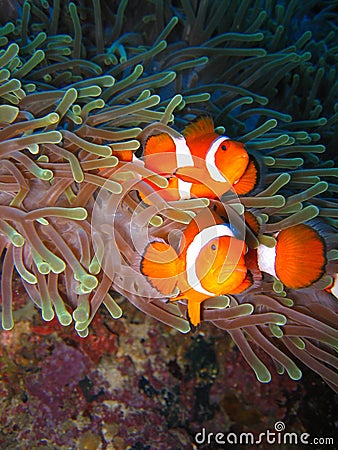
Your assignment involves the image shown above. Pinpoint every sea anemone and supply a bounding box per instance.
[0,0,337,394]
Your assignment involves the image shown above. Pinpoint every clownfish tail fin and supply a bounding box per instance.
[275,224,327,289]
[143,133,178,175]
[140,240,179,295]
[143,133,175,157]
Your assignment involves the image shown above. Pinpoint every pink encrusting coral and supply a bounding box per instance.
[0,0,337,396]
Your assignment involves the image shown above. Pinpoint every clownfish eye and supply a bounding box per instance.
[211,244,217,251]
[221,144,227,151]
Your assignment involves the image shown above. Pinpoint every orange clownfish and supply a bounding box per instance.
[254,223,327,289]
[140,209,252,326]
[209,202,327,290]
[142,116,259,200]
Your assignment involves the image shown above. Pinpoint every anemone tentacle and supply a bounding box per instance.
[0,0,337,391]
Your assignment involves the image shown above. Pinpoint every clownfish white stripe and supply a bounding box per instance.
[205,136,230,182]
[257,243,277,279]
[186,224,235,296]
[172,136,194,168]
[177,178,192,200]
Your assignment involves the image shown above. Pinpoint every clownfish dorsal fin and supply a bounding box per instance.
[182,116,215,140]
[275,224,326,289]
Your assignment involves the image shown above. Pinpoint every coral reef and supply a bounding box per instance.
[1,290,336,449]
[0,0,337,447]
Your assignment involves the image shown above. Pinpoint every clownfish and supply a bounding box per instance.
[184,200,326,293]
[140,209,252,326]
[254,223,327,289]
[211,201,328,290]
[142,116,259,200]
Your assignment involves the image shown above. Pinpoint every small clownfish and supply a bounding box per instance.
[254,223,327,289]
[194,203,327,291]
[140,209,252,327]
[142,116,259,200]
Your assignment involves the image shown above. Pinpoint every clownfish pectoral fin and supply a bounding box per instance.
[275,224,326,289]
[244,211,261,236]
[187,300,202,327]
[135,186,152,206]
[245,248,263,285]
[233,157,260,195]
[175,166,206,184]
[171,292,203,327]
[244,211,261,249]
[140,240,179,296]
[230,273,253,294]
[182,116,215,140]
[136,177,162,206]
